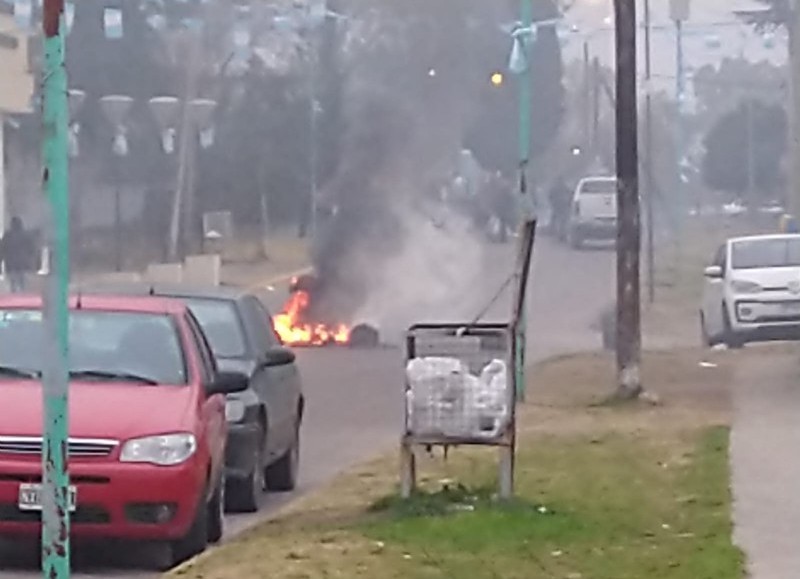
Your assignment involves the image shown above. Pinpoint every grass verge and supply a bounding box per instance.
[169,350,744,579]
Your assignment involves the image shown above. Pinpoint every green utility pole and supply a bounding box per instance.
[41,0,71,576]
[515,0,533,403]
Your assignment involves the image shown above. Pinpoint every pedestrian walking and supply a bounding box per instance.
[1,217,37,293]
[548,177,573,241]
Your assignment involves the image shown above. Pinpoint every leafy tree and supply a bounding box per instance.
[701,99,787,205]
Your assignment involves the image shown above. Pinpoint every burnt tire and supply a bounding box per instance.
[349,324,380,348]
[226,437,264,514]
[265,426,299,492]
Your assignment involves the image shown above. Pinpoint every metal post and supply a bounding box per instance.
[308,42,318,241]
[613,0,643,400]
[114,159,122,271]
[582,40,591,151]
[791,4,800,219]
[675,18,685,248]
[515,0,532,403]
[41,0,71,576]
[746,99,756,205]
[643,0,656,304]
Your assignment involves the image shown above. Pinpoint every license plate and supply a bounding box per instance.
[18,483,77,512]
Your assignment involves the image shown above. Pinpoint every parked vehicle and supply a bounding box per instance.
[77,283,305,513]
[567,176,618,249]
[701,234,800,348]
[0,294,248,567]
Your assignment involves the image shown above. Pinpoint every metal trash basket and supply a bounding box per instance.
[401,323,517,499]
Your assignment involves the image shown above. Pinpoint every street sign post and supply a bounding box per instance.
[41,0,71,576]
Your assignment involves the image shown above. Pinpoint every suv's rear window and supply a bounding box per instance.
[184,298,248,359]
[580,179,616,194]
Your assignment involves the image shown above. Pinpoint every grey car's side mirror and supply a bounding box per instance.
[262,347,296,368]
[704,265,723,279]
[208,371,249,396]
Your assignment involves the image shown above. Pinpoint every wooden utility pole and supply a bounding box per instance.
[613,0,643,400]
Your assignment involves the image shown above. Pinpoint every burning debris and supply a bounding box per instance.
[273,276,351,347]
[273,274,382,348]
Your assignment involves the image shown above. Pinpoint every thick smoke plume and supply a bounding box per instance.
[310,87,494,342]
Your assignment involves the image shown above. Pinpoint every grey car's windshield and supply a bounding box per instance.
[731,238,800,270]
[0,309,187,385]
[184,298,247,359]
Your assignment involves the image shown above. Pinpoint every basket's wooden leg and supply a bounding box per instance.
[498,444,514,499]
[400,442,416,498]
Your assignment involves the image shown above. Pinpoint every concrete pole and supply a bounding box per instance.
[614,0,643,400]
[0,116,5,236]
[41,0,72,576]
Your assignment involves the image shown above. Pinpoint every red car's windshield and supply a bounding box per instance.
[0,309,187,385]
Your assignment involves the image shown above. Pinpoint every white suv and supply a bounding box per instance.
[567,176,618,248]
[701,234,800,348]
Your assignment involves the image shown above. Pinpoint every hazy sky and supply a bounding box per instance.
[562,0,787,95]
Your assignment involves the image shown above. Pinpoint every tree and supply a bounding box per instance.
[463,2,565,177]
[702,99,787,205]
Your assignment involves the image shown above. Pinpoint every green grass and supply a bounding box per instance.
[169,427,742,579]
[362,427,742,579]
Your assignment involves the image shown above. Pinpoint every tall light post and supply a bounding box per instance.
[670,0,690,253]
[41,0,71,575]
[99,94,134,271]
[506,12,560,402]
[643,0,656,304]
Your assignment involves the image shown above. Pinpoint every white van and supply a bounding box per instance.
[567,176,618,248]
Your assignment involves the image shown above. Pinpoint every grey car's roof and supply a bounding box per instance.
[73,281,251,301]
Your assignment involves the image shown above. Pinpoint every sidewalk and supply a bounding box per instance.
[731,350,800,579]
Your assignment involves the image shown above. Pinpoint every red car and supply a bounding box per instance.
[0,294,248,568]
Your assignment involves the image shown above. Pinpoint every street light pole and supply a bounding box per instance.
[516,0,533,403]
[670,0,690,253]
[41,0,71,576]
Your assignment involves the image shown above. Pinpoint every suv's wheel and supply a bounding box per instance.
[568,227,583,249]
[207,477,225,544]
[167,492,208,568]
[226,435,264,513]
[722,306,744,349]
[266,425,299,492]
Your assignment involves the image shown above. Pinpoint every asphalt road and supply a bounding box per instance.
[0,235,615,577]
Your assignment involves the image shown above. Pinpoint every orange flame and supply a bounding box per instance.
[273,290,350,346]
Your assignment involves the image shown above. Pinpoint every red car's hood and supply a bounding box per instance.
[0,381,197,441]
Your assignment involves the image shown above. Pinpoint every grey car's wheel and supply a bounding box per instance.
[226,436,264,513]
[266,425,299,492]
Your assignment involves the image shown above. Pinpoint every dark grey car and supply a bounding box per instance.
[75,282,305,513]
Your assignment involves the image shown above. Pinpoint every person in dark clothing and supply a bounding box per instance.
[548,178,573,240]
[1,217,37,293]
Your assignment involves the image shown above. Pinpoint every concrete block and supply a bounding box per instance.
[183,254,221,286]
[145,263,183,284]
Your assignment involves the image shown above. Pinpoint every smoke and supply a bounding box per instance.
[308,82,496,342]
